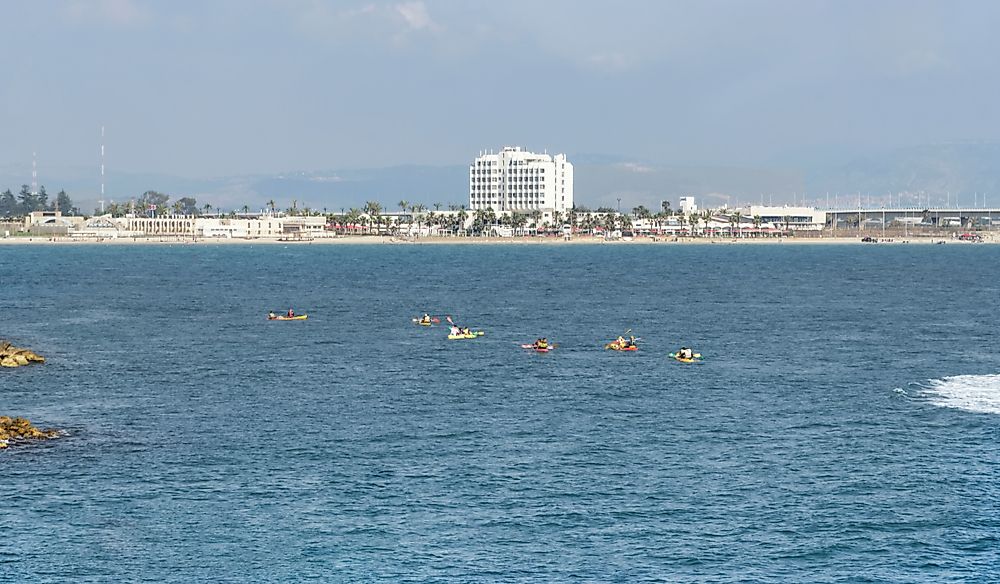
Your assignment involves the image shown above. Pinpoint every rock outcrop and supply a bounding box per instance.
[0,340,45,368]
[0,416,59,448]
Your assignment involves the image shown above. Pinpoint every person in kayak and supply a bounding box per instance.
[461,327,472,336]
[678,347,693,359]
[419,313,432,325]
[287,308,295,318]
[449,325,461,336]
[534,338,549,350]
[268,311,276,320]
[616,335,627,347]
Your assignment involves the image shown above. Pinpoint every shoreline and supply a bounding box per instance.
[0,234,995,246]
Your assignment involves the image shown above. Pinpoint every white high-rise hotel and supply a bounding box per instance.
[469,146,574,212]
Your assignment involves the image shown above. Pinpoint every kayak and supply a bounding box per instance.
[448,331,485,340]
[605,343,638,351]
[268,315,308,321]
[411,318,440,325]
[669,352,702,363]
[520,344,553,353]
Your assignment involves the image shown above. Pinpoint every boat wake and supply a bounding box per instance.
[915,374,1000,415]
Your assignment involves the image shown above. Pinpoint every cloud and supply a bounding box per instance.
[393,1,438,31]
[894,48,949,77]
[618,162,654,173]
[62,0,151,27]
[586,52,636,73]
[288,0,441,44]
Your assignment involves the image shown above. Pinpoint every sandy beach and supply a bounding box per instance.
[1,234,994,246]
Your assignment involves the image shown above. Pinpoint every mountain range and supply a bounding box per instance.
[3,143,1000,214]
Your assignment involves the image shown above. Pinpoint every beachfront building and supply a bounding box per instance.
[66,213,327,239]
[469,146,574,213]
[679,196,697,214]
[744,205,827,231]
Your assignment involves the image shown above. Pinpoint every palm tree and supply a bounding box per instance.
[456,207,469,235]
[620,214,633,232]
[398,200,408,214]
[471,208,484,234]
[202,203,213,216]
[410,203,426,236]
[483,207,496,236]
[529,209,542,232]
[632,205,650,219]
[433,202,442,211]
[566,207,579,232]
[511,212,528,235]
[752,214,763,237]
[267,199,276,215]
[688,212,700,236]
[346,208,362,235]
[603,212,617,234]
[426,210,437,235]
[729,212,741,237]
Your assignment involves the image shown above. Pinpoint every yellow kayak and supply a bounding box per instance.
[448,331,485,340]
[268,314,308,321]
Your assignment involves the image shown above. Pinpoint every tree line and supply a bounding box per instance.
[98,191,202,217]
[0,185,79,218]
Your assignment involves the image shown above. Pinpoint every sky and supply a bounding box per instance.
[1,0,999,180]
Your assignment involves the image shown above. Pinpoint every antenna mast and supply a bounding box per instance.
[101,125,106,205]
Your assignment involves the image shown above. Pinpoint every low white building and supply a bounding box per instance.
[743,205,826,230]
[68,213,327,239]
[470,146,574,213]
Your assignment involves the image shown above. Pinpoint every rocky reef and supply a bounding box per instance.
[0,340,45,368]
[0,416,59,449]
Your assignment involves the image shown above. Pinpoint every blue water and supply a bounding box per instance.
[2,243,999,582]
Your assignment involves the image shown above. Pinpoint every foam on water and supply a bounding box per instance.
[920,374,1000,415]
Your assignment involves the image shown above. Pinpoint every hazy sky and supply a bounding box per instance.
[2,0,998,178]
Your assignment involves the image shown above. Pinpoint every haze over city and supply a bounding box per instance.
[3,0,1000,209]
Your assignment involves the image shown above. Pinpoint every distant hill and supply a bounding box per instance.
[4,143,1000,213]
[805,143,1000,201]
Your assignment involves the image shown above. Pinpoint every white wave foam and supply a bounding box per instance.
[921,374,1000,415]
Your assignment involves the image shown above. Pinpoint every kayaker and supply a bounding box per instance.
[534,338,549,349]
[287,308,295,318]
[268,311,276,320]
[616,335,626,347]
[461,327,472,336]
[450,325,461,336]
[679,347,693,359]
[628,335,637,347]
[420,313,432,325]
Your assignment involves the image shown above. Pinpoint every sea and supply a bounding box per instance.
[2,243,998,582]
